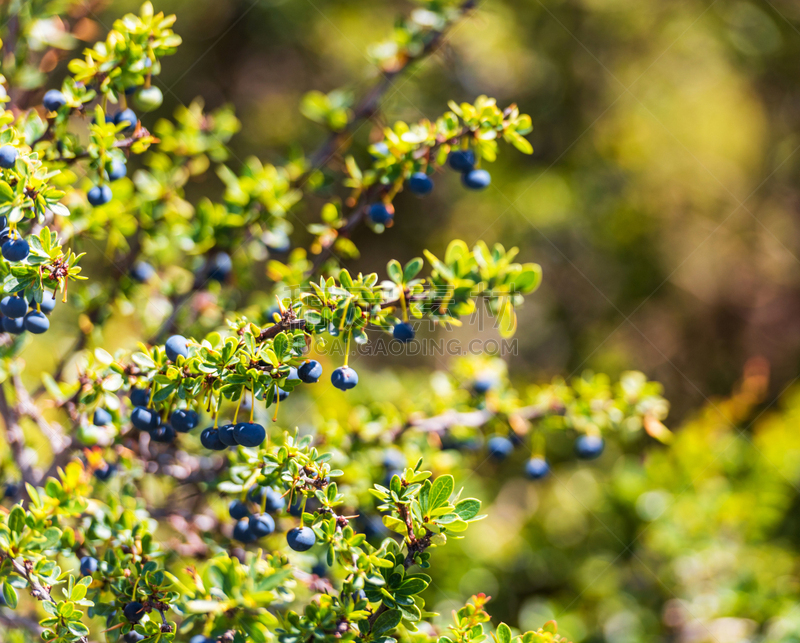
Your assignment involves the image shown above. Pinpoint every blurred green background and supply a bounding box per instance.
[26,1,800,641]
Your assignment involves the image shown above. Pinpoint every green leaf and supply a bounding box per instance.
[8,506,25,534]
[2,582,17,608]
[428,475,454,511]
[387,259,403,284]
[497,623,512,643]
[403,257,423,282]
[454,498,482,521]
[372,608,403,636]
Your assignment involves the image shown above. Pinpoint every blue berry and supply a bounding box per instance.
[29,291,57,314]
[392,322,415,342]
[233,422,266,448]
[461,169,491,190]
[233,518,256,543]
[189,636,212,643]
[2,237,29,262]
[207,252,232,281]
[287,367,300,382]
[43,90,67,112]
[130,261,154,283]
[264,488,285,513]
[23,311,49,334]
[125,632,145,643]
[473,375,495,394]
[448,149,475,172]
[525,457,550,480]
[123,601,145,623]
[93,408,112,426]
[2,316,24,334]
[79,556,98,576]
[298,360,323,383]
[87,184,112,206]
[287,526,316,552]
[408,172,434,195]
[575,435,605,460]
[108,159,127,181]
[165,334,189,361]
[171,409,199,433]
[368,203,393,225]
[200,427,226,451]
[94,464,116,481]
[331,366,358,391]
[0,146,17,169]
[487,435,514,460]
[218,423,237,447]
[248,513,275,538]
[229,500,249,520]
[4,482,19,498]
[114,108,137,134]
[130,387,149,407]
[131,406,159,431]
[150,424,175,443]
[1,296,27,318]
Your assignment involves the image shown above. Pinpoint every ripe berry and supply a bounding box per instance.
[150,424,175,443]
[392,322,415,342]
[2,316,25,334]
[165,334,189,361]
[233,518,256,543]
[298,360,323,383]
[134,86,163,112]
[448,149,475,173]
[130,387,150,407]
[94,464,116,481]
[487,435,514,460]
[218,423,237,447]
[0,146,17,169]
[473,375,495,394]
[229,500,249,520]
[43,90,67,112]
[248,513,275,538]
[125,632,145,643]
[200,427,226,451]
[29,291,57,314]
[115,108,137,134]
[93,408,112,426]
[2,237,29,262]
[287,526,316,552]
[575,435,605,460]
[233,422,266,448]
[369,203,393,225]
[79,556,98,576]
[461,169,491,190]
[207,252,232,282]
[189,636,213,643]
[108,159,128,181]
[331,366,358,391]
[131,406,159,431]
[4,482,19,498]
[123,601,146,623]
[275,387,289,402]
[87,184,112,206]
[1,296,27,318]
[171,409,199,433]
[23,311,49,334]
[264,488,285,513]
[525,457,550,480]
[408,172,434,196]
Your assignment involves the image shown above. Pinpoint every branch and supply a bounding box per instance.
[0,382,38,487]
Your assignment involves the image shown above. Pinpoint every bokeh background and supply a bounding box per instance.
[25,1,800,642]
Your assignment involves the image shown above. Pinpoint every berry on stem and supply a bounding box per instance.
[487,435,514,460]
[0,146,17,169]
[150,424,175,443]
[115,108,137,134]
[1,296,27,319]
[24,311,49,334]
[130,387,150,407]
[448,149,475,172]
[368,203,393,225]
[108,159,128,181]
[130,261,154,283]
[575,434,604,460]
[200,427,226,451]
[331,366,358,391]
[462,169,491,190]
[218,423,237,447]
[249,513,275,538]
[233,518,256,543]
[93,408,112,426]
[43,89,67,112]
[165,334,189,361]
[2,237,29,262]
[79,556,98,576]
[393,322,415,342]
[408,172,434,195]
[131,406,160,431]
[229,500,249,520]
[525,457,550,480]
[123,602,146,623]
[87,184,112,206]
[233,422,266,447]
[207,252,232,282]
[29,291,57,314]
[287,526,316,552]
[298,360,323,383]
[171,409,199,433]
[2,316,25,334]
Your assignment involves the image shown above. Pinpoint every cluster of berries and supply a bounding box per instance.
[230,485,317,552]
[0,291,55,335]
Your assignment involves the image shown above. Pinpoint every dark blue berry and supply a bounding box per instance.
[23,310,49,334]
[29,291,56,314]
[368,203,393,225]
[1,296,27,318]
[392,322,415,342]
[115,108,137,134]
[248,513,275,538]
[189,636,212,643]
[461,169,491,190]
[4,482,19,498]
[150,424,175,443]
[473,375,494,394]
[2,316,24,334]
[218,423,237,447]
[487,435,514,460]
[233,422,266,448]
[108,159,127,181]
[130,261,154,283]
[207,252,232,282]
[408,172,434,196]
[93,408,112,426]
[575,435,604,460]
[79,556,98,576]
[131,406,159,431]
[87,184,112,206]
[123,602,145,623]
[229,500,249,520]
[171,409,199,433]
[233,518,256,543]
[130,387,149,407]
[2,237,29,262]
[124,632,145,643]
[287,367,300,382]
[94,464,116,481]
[525,457,550,480]
[448,149,475,172]
[200,427,226,451]
[165,334,189,361]
[287,526,316,552]
[331,366,358,391]
[264,488,285,513]
[43,90,67,112]
[298,360,323,383]
[0,146,17,169]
